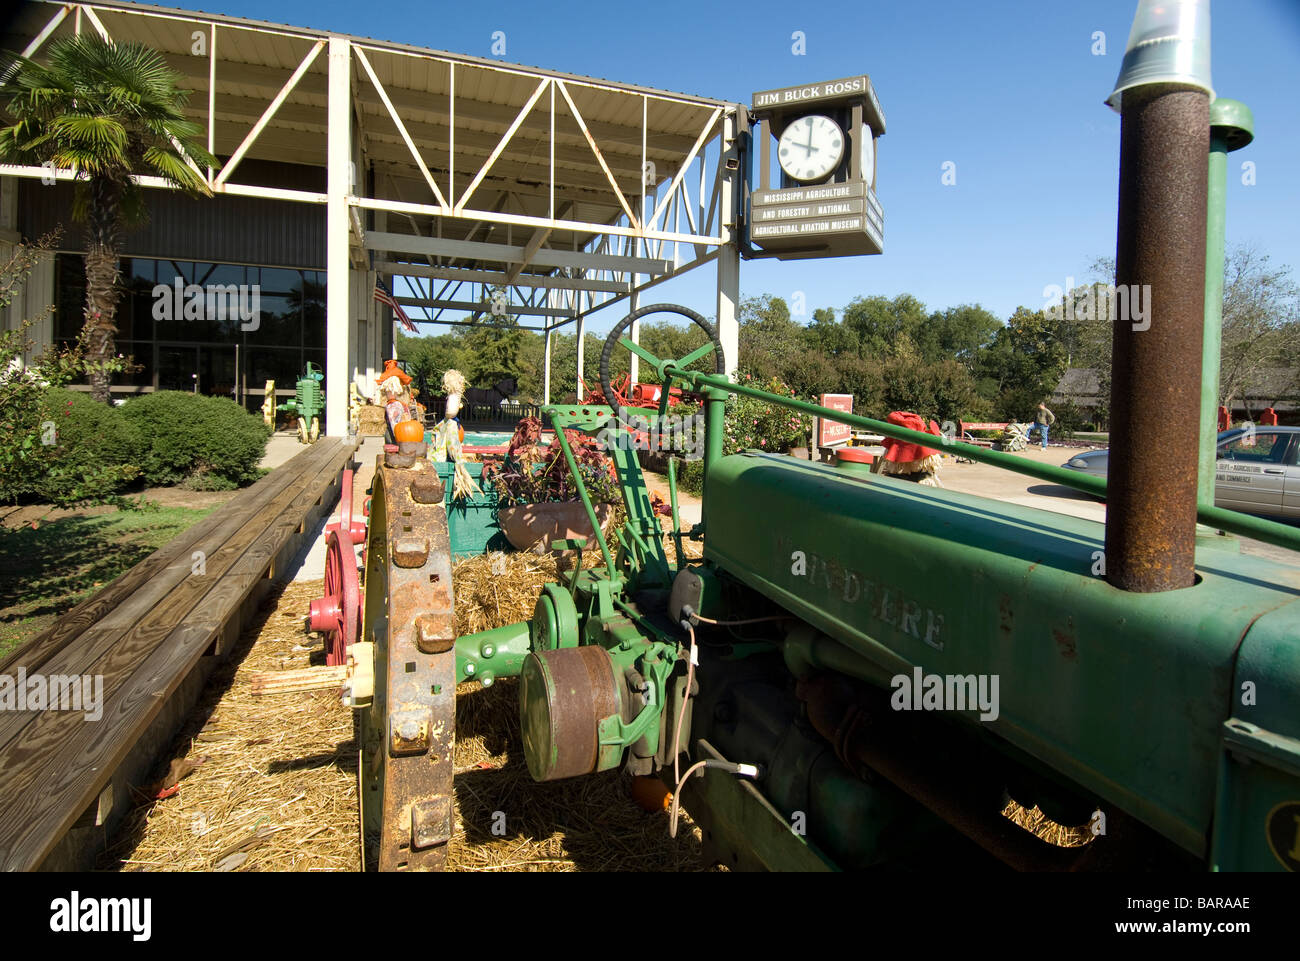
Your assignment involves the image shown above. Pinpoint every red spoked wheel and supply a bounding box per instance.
[329,468,368,541]
[310,468,365,666]
[310,528,361,666]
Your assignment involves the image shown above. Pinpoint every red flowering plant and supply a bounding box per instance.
[483,416,621,508]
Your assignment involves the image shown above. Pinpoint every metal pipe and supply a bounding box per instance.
[1199,127,1229,506]
[1106,83,1209,592]
[550,423,617,578]
[667,456,685,569]
[1199,99,1254,506]
[644,365,1300,554]
[455,620,532,685]
[702,386,727,503]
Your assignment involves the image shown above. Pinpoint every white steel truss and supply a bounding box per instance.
[1,0,744,428]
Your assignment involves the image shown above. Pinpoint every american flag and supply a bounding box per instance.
[374,277,417,333]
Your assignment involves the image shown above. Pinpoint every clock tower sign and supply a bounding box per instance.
[748,76,885,260]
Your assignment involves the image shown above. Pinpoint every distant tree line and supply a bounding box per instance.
[393,243,1299,430]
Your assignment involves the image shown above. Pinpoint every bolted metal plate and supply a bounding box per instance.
[415,612,455,654]
[385,450,418,469]
[393,535,431,568]
[410,470,445,504]
[411,796,453,851]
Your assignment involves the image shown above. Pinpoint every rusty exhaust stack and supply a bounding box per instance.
[1104,1,1212,592]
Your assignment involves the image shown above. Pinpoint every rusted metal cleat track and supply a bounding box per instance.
[355,457,456,871]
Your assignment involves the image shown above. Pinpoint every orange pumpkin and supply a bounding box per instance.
[394,419,424,444]
[629,775,671,812]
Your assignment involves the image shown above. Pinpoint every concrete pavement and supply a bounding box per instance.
[289,435,384,582]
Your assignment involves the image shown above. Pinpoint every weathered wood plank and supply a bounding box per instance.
[0,444,356,870]
[0,444,356,873]
[250,665,348,695]
[0,444,322,678]
[0,441,343,753]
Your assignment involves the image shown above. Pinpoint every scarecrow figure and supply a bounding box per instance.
[431,368,478,501]
[379,374,413,444]
[878,410,944,487]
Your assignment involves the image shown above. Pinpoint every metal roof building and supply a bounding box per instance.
[1,0,745,433]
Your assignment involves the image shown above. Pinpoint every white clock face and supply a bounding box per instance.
[860,131,875,187]
[777,114,844,182]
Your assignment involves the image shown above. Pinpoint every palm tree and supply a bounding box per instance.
[0,35,217,402]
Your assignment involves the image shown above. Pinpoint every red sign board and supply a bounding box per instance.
[818,394,853,447]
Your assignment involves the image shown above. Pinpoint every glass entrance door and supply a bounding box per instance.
[201,345,239,403]
[156,344,199,392]
[155,344,239,401]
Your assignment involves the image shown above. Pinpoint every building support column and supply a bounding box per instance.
[717,112,740,377]
[575,314,585,400]
[628,289,640,385]
[543,325,552,406]
[325,36,351,437]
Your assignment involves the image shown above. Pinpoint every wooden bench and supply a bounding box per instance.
[0,437,356,871]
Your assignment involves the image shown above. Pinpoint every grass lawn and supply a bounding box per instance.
[0,506,215,661]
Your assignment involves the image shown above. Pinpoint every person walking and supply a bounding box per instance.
[1033,403,1055,449]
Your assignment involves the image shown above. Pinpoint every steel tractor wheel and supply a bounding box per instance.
[354,455,456,871]
[599,302,725,432]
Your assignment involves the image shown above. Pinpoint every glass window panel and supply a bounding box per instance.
[129,282,156,342]
[245,292,297,345]
[151,262,188,340]
[156,344,199,392]
[200,345,239,400]
[128,258,155,284]
[150,263,234,342]
[54,254,85,341]
[116,341,153,387]
[299,274,326,348]
[247,346,303,391]
[1220,432,1285,462]
[163,260,196,285]
[259,266,298,295]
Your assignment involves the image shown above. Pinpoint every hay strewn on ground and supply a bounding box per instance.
[1002,800,1095,848]
[104,536,713,872]
[102,580,360,872]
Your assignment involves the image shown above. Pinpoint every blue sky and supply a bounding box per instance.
[206,0,1300,334]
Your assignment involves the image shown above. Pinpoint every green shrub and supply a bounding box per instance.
[120,391,271,488]
[36,389,142,505]
[674,457,705,497]
[43,388,141,468]
[1049,398,1088,439]
[661,377,810,499]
